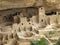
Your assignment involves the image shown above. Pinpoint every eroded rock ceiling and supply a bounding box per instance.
[0,0,60,10]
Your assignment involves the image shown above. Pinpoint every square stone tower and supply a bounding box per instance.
[38,7,47,27]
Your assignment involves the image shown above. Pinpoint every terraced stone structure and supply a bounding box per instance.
[0,0,60,45]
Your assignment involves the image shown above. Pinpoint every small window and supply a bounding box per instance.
[22,23,23,25]
[41,8,43,10]
[27,18,30,22]
[41,19,43,22]
[29,23,31,24]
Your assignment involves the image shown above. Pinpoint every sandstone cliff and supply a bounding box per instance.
[0,0,60,10]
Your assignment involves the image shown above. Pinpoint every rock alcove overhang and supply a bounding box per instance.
[0,0,60,10]
[0,7,39,26]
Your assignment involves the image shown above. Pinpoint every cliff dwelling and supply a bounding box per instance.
[0,6,59,29]
[0,7,60,30]
[0,0,60,45]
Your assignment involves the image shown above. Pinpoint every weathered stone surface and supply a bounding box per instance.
[0,1,60,45]
[5,39,18,45]
[0,0,60,10]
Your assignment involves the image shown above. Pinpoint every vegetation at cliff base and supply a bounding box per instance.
[55,38,60,45]
[31,38,49,45]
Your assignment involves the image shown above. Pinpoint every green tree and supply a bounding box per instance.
[55,38,60,45]
[31,38,49,45]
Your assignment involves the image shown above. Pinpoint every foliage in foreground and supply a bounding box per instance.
[31,38,49,45]
[55,38,60,45]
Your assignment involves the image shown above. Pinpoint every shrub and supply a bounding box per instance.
[55,38,60,45]
[31,38,49,45]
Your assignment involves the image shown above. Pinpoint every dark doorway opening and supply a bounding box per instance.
[45,11,56,15]
[41,19,43,22]
[3,15,14,25]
